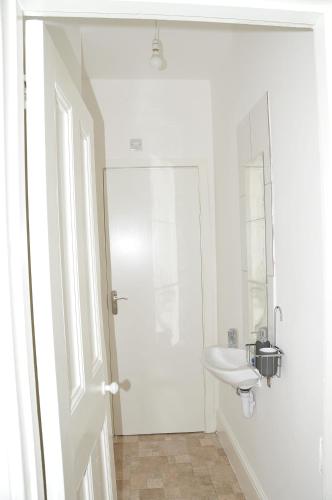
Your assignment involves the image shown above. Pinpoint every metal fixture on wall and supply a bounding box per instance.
[150,21,166,70]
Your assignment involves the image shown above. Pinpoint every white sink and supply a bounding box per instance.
[202,346,260,390]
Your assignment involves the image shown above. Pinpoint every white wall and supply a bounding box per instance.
[88,79,214,169]
[211,27,324,499]
[47,22,82,92]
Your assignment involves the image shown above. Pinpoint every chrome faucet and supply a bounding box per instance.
[228,328,238,348]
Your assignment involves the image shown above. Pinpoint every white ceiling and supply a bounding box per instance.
[81,20,236,80]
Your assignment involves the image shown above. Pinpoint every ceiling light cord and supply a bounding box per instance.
[155,20,160,41]
[150,20,164,70]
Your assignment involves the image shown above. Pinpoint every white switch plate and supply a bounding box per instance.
[129,138,143,151]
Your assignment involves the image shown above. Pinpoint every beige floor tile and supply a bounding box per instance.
[164,485,182,498]
[139,434,166,442]
[161,463,193,482]
[159,441,188,457]
[131,456,168,474]
[211,468,237,485]
[114,435,139,443]
[192,465,210,476]
[214,480,236,495]
[116,466,130,480]
[218,495,245,500]
[174,454,191,464]
[114,432,244,500]
[165,433,186,441]
[130,472,148,490]
[217,495,238,500]
[147,477,163,489]
[129,493,140,500]
[139,488,165,499]
[117,492,130,500]
[198,474,214,486]
[116,480,131,500]
[200,437,217,447]
[138,448,154,457]
[116,479,130,491]
[232,481,244,494]
[185,438,203,450]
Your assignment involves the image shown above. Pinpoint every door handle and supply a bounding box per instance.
[102,381,119,395]
[111,290,128,315]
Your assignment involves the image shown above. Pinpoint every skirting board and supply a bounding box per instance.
[216,409,268,500]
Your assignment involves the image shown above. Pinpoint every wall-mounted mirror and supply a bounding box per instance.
[238,94,274,345]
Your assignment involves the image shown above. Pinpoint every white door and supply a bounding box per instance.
[105,167,205,435]
[25,21,117,499]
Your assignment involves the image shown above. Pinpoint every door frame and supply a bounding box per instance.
[4,1,332,498]
[103,159,218,434]
[0,1,45,499]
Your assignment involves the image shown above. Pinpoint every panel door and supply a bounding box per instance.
[25,21,117,499]
[105,167,205,435]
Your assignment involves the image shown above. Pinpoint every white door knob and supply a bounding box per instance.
[102,382,119,395]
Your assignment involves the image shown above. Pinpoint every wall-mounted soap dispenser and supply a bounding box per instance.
[246,306,284,387]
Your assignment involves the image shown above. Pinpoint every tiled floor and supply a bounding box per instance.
[114,432,245,500]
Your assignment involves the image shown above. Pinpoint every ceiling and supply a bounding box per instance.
[81,20,236,80]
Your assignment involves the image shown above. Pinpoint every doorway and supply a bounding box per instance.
[104,166,205,435]
[22,10,326,500]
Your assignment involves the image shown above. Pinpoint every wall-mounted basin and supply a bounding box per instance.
[202,346,260,390]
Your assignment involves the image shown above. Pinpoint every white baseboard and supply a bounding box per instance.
[216,408,268,500]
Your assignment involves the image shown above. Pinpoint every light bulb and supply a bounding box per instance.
[150,38,163,70]
[150,52,163,70]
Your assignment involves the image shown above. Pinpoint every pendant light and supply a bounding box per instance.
[150,21,164,70]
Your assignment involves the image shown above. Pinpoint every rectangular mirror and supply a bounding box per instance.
[237,94,274,345]
[241,154,268,342]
